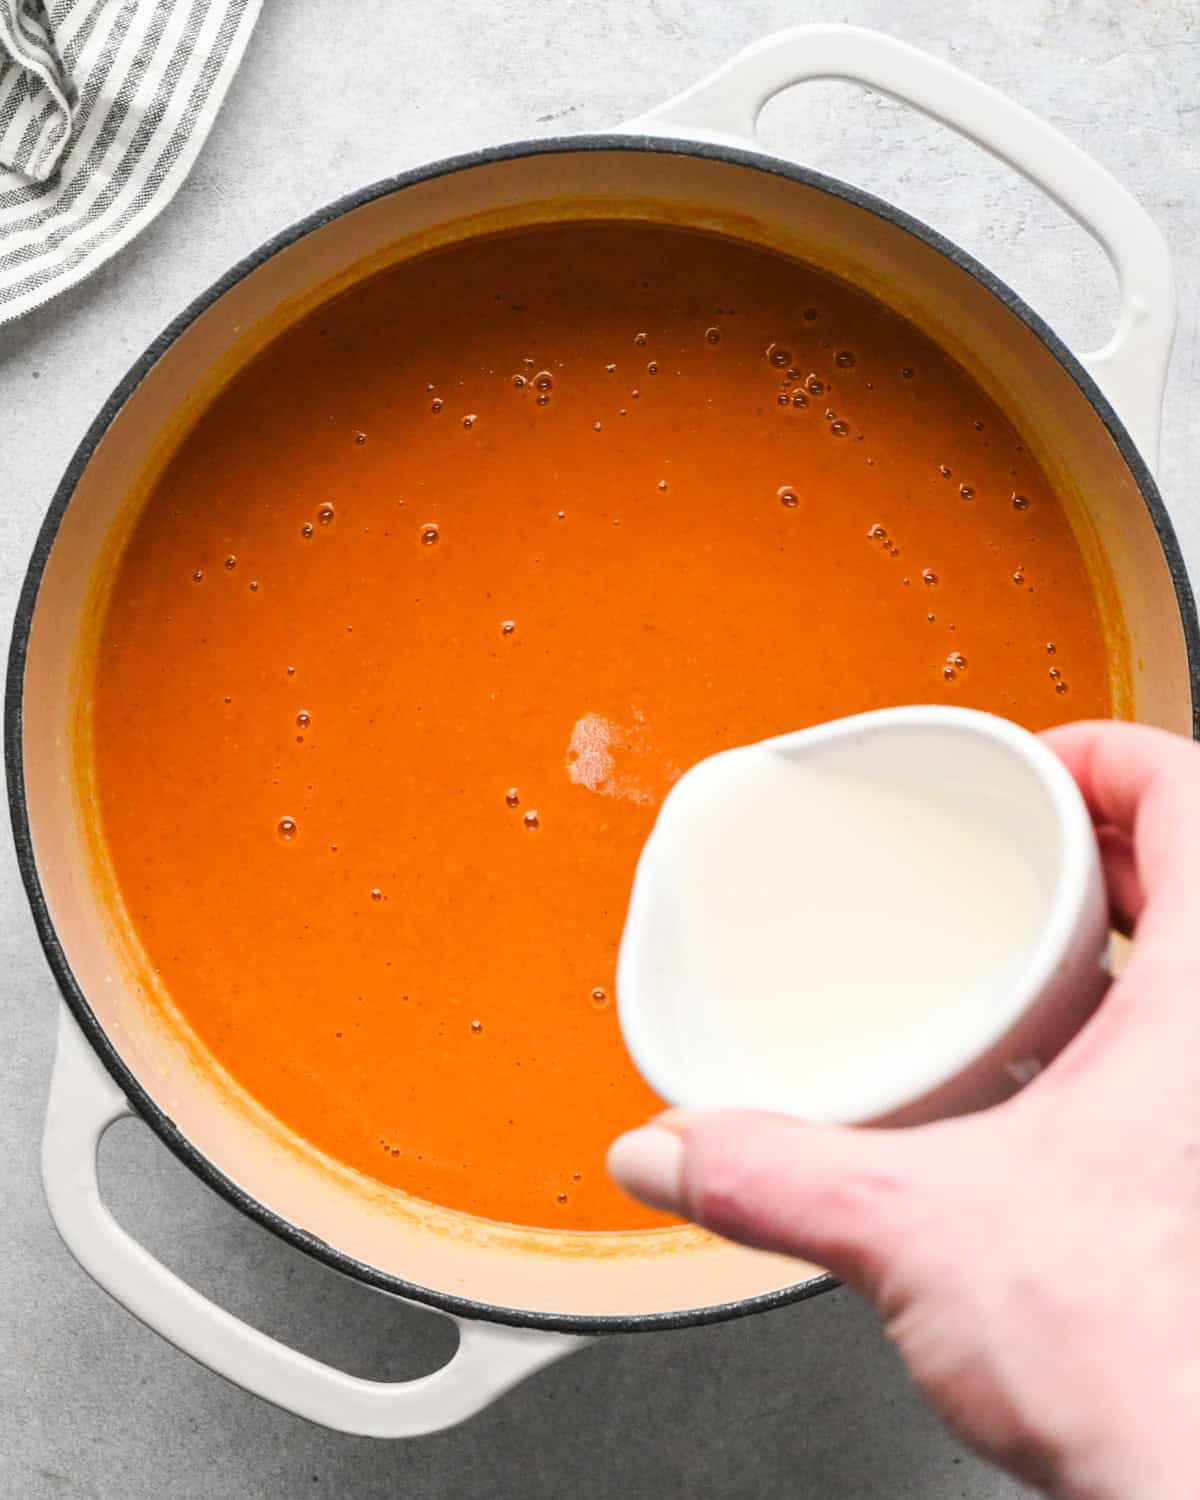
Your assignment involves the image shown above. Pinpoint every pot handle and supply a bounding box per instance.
[42,1004,581,1436]
[624,24,1175,470]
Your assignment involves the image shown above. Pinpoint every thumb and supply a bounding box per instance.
[608,1110,930,1295]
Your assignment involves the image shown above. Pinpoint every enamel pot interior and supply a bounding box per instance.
[13,139,1197,1330]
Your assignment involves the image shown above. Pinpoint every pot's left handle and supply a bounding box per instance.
[42,1004,581,1436]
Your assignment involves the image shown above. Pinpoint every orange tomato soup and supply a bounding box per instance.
[90,222,1115,1232]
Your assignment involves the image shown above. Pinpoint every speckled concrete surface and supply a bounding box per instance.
[0,3,1195,1496]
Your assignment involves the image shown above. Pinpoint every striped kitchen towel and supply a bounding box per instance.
[0,0,260,325]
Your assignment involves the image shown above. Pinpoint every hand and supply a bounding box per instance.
[609,720,1200,1500]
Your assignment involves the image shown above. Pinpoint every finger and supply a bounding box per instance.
[1041,721,1200,947]
[1096,824,1141,935]
[609,1111,929,1295]
[1042,720,1200,835]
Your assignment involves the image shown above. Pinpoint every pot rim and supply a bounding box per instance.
[8,133,1198,1336]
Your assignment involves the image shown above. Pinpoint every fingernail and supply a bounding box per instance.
[607,1126,685,1211]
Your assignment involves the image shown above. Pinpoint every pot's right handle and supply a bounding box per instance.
[624,24,1175,471]
[42,1004,581,1437]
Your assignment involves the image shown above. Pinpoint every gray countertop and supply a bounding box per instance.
[1,3,1196,1496]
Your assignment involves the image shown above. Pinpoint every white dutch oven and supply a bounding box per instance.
[10,25,1197,1436]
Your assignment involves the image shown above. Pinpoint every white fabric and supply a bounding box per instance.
[0,0,260,324]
